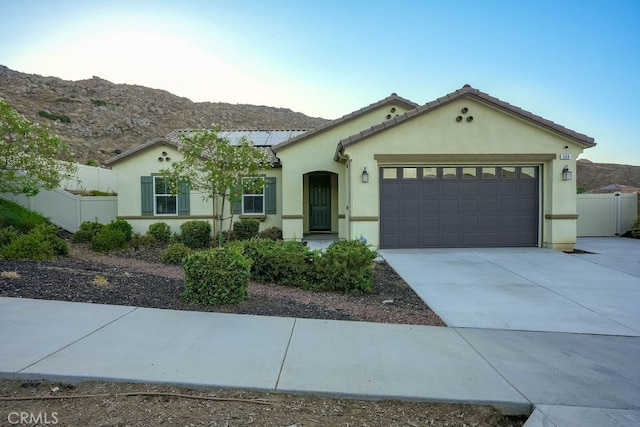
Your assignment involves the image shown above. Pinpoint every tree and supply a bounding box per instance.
[0,98,77,196]
[161,125,269,244]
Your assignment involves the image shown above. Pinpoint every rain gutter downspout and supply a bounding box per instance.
[336,149,352,239]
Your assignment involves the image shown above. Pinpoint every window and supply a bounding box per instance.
[382,168,397,179]
[422,167,437,179]
[154,176,177,215]
[442,167,458,179]
[462,168,477,179]
[242,177,264,214]
[403,167,417,179]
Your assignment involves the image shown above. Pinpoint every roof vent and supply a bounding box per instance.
[462,84,472,89]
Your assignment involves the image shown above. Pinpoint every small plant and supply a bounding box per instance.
[131,232,156,248]
[632,216,640,238]
[233,218,260,241]
[91,228,128,252]
[0,226,19,247]
[0,271,21,279]
[181,247,251,305]
[162,242,193,264]
[85,158,99,167]
[257,226,282,241]
[148,222,172,243]
[32,223,69,256]
[92,275,109,287]
[37,110,71,123]
[91,99,107,107]
[104,219,133,242]
[180,220,211,249]
[73,220,104,243]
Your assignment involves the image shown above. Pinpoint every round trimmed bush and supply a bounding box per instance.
[257,226,282,241]
[104,219,133,242]
[148,222,172,243]
[91,228,128,252]
[180,220,211,249]
[72,220,104,243]
[162,242,193,264]
[181,247,251,305]
[1,232,55,260]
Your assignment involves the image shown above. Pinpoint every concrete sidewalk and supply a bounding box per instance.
[1,238,639,425]
[2,296,640,423]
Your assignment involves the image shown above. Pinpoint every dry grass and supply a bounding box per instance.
[0,271,21,279]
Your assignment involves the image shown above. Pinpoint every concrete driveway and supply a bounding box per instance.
[379,238,640,336]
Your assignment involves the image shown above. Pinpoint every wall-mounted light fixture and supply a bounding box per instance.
[562,165,573,181]
[362,167,369,183]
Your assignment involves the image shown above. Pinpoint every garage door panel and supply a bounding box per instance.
[441,182,459,196]
[460,199,478,213]
[441,200,459,213]
[380,166,539,248]
[401,199,420,213]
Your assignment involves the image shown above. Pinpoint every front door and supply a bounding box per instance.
[309,174,331,231]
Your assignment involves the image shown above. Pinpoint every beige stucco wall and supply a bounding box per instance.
[110,142,282,236]
[276,101,414,240]
[343,98,587,250]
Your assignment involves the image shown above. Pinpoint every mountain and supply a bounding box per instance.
[0,65,329,164]
[577,159,640,192]
[1,66,638,192]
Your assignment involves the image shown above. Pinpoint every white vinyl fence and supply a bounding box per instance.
[1,163,118,233]
[577,193,638,237]
[60,163,117,193]
[2,189,117,233]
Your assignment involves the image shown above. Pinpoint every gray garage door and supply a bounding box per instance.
[380,166,539,248]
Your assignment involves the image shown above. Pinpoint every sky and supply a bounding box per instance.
[1,0,639,165]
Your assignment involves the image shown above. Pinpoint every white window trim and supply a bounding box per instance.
[153,176,178,216]
[241,177,265,215]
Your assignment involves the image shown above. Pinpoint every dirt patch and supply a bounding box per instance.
[0,242,528,426]
[0,379,527,426]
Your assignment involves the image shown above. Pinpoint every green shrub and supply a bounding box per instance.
[233,218,260,241]
[632,216,640,238]
[1,232,55,260]
[316,239,378,295]
[241,239,320,288]
[181,247,251,305]
[104,219,133,242]
[162,243,193,264]
[0,200,47,232]
[32,223,69,256]
[91,228,128,252]
[0,226,19,247]
[257,226,282,240]
[148,222,172,243]
[37,110,71,123]
[180,220,211,249]
[131,232,156,247]
[72,220,104,243]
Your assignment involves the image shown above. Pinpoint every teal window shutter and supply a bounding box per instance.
[177,180,190,215]
[140,176,153,216]
[265,177,276,214]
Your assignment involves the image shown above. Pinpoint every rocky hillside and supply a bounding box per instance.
[0,65,328,164]
[577,159,640,192]
[2,65,638,192]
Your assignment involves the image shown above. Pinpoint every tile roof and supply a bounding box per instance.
[166,129,307,146]
[104,129,300,167]
[337,85,596,155]
[271,93,419,152]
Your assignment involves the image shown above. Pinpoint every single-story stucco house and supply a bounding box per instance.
[105,85,595,251]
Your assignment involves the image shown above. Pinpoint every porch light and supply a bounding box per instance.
[362,167,369,183]
[562,165,573,181]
